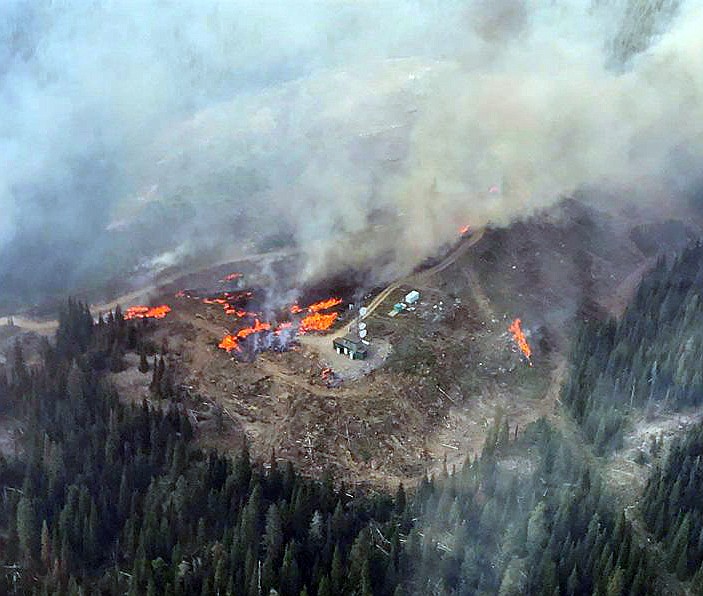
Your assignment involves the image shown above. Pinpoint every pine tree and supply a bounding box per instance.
[317,575,332,596]
[566,565,579,596]
[17,496,38,562]
[110,340,125,373]
[40,519,51,568]
[669,515,691,578]
[11,340,30,397]
[330,545,344,595]
[280,541,300,596]
[139,345,150,373]
[395,483,406,516]
[359,559,373,596]
[605,568,624,596]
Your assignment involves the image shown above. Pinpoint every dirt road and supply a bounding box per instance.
[7,248,294,336]
[298,228,486,356]
[10,230,484,338]
[361,228,486,321]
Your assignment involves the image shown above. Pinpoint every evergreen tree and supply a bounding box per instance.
[139,345,150,374]
[17,496,39,562]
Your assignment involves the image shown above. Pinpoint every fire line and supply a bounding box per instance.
[124,305,172,320]
[509,318,532,363]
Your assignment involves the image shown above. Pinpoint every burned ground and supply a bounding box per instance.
[6,197,701,490]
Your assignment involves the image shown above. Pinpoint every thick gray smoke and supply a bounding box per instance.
[1,0,702,309]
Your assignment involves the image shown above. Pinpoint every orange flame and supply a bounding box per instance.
[307,297,343,312]
[274,322,293,335]
[124,305,172,320]
[175,289,201,300]
[459,225,471,236]
[509,318,532,362]
[223,306,257,318]
[297,296,342,333]
[236,319,271,339]
[218,334,241,353]
[218,319,272,352]
[217,294,342,353]
[203,291,254,316]
[299,312,338,334]
[220,272,242,282]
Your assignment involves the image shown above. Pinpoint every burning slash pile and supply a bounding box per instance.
[509,318,532,365]
[320,367,342,388]
[203,292,256,317]
[219,272,243,282]
[103,271,346,361]
[215,297,343,355]
[297,297,343,333]
[176,282,344,357]
[124,304,172,320]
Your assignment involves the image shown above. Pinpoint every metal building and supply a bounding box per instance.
[333,336,368,360]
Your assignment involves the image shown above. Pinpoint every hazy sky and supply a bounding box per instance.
[1,0,701,307]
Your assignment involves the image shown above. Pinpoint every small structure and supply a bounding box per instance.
[388,302,406,317]
[405,290,420,304]
[333,335,368,360]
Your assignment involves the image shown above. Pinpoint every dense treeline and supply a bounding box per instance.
[0,301,406,595]
[562,242,703,452]
[0,297,689,594]
[641,421,703,586]
[405,417,659,595]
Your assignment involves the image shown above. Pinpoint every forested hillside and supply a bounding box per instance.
[402,417,659,595]
[0,300,667,594]
[562,242,703,453]
[641,421,703,585]
[0,302,407,595]
[6,237,703,596]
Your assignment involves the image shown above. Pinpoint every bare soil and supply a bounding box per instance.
[107,219,576,488]
[11,198,703,492]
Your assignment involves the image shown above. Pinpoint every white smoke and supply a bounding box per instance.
[0,0,701,303]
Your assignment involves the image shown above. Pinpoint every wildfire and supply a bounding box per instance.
[236,318,271,339]
[217,294,343,354]
[320,366,342,387]
[459,225,471,236]
[218,335,240,353]
[124,305,172,320]
[307,297,343,312]
[509,318,532,363]
[218,319,272,352]
[296,297,343,333]
[223,306,257,318]
[274,322,293,335]
[299,311,339,334]
[202,291,255,317]
[220,272,242,282]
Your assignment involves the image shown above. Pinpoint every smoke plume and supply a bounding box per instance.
[1,0,701,309]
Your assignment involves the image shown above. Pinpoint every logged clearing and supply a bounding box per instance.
[10,199,701,491]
